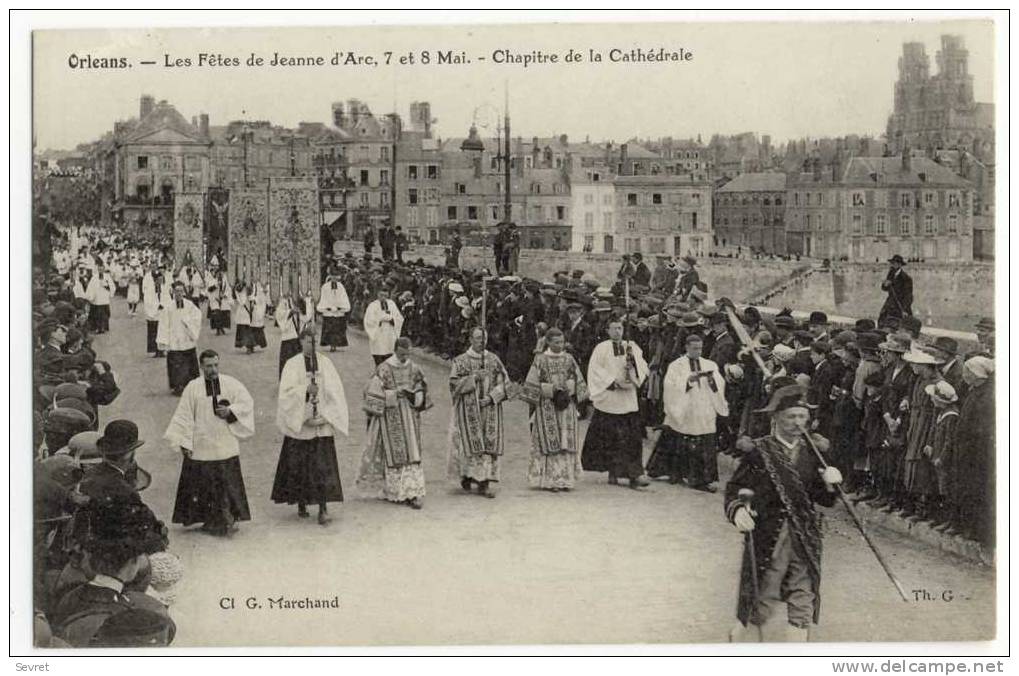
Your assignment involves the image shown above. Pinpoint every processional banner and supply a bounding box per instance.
[206,187,230,261]
[269,177,320,299]
[228,189,269,288]
[173,193,205,271]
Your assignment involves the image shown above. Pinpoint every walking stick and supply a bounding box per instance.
[797,425,910,602]
[737,488,764,642]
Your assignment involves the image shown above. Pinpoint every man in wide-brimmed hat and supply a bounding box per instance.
[79,420,149,504]
[898,345,945,519]
[879,254,913,323]
[973,317,994,357]
[725,384,840,642]
[675,255,700,302]
[928,336,964,393]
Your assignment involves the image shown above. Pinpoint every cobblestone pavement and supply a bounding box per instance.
[89,299,995,647]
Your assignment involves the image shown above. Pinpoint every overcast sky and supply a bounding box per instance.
[33,19,995,152]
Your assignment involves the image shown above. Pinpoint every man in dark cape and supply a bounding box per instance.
[878,254,913,322]
[724,384,840,641]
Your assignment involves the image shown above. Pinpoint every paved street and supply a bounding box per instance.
[90,299,995,647]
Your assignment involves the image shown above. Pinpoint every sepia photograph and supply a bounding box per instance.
[12,10,1007,660]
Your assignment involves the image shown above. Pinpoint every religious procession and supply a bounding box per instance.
[31,216,996,648]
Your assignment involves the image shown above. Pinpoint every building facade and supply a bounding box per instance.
[786,153,974,262]
[612,175,713,258]
[570,168,617,253]
[106,96,212,230]
[713,172,787,254]
[395,129,442,244]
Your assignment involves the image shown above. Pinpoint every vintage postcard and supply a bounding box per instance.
[17,12,1004,655]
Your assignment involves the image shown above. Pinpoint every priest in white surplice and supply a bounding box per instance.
[580,318,651,489]
[363,287,404,366]
[661,333,728,492]
[317,271,351,351]
[275,292,316,378]
[84,263,115,334]
[143,266,170,356]
[272,327,349,525]
[165,349,255,536]
[157,282,203,396]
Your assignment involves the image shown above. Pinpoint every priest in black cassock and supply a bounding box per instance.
[164,350,255,536]
[272,327,349,525]
[156,282,202,397]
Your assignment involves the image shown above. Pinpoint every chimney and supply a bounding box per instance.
[139,95,155,119]
[620,143,629,175]
[559,134,568,146]
[199,113,209,138]
[832,144,843,182]
[812,157,821,181]
[901,143,912,172]
[347,99,361,126]
[473,155,482,179]
[331,102,345,128]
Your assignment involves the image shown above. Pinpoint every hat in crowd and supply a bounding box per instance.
[963,356,994,379]
[975,317,995,332]
[697,303,720,318]
[664,305,686,320]
[810,340,831,356]
[772,344,796,363]
[755,330,774,349]
[690,285,709,302]
[571,269,585,279]
[592,300,612,313]
[888,254,907,265]
[902,347,943,365]
[900,315,923,337]
[566,301,584,311]
[925,380,959,406]
[930,336,959,356]
[808,311,828,325]
[83,499,167,557]
[45,408,92,437]
[833,330,857,347]
[39,452,85,487]
[500,275,521,283]
[53,398,96,425]
[855,318,876,332]
[447,282,464,293]
[708,311,728,326]
[454,296,470,309]
[756,384,817,414]
[679,312,703,328]
[682,256,698,268]
[96,420,145,458]
[741,306,761,325]
[774,315,796,330]
[878,331,912,353]
[855,332,881,353]
[792,329,814,345]
[66,431,103,464]
[38,384,58,404]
